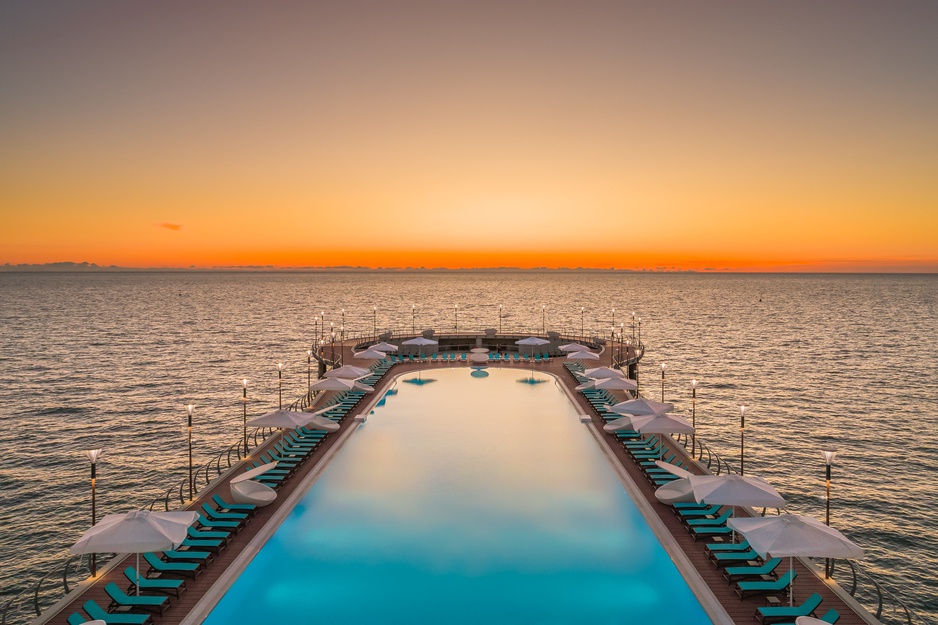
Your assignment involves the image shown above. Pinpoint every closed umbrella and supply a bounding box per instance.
[70,510,198,595]
[728,514,863,605]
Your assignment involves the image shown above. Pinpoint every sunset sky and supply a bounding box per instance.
[2,1,936,271]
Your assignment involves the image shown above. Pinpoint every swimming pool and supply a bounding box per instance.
[202,368,712,624]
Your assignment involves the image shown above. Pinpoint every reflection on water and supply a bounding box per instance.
[203,368,710,625]
[0,272,935,619]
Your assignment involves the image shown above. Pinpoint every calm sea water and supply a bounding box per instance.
[0,272,936,620]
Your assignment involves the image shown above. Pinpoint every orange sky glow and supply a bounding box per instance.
[2,2,937,272]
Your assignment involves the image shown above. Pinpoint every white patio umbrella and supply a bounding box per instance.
[575,377,637,391]
[559,343,591,352]
[516,336,549,357]
[689,473,787,545]
[310,377,374,392]
[728,514,863,605]
[603,416,638,431]
[566,350,600,361]
[70,510,198,595]
[370,342,399,352]
[584,366,626,378]
[629,412,695,434]
[606,398,674,416]
[324,365,371,379]
[247,409,339,436]
[353,349,388,360]
[402,336,438,358]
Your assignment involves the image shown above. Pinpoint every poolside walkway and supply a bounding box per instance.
[42,335,876,625]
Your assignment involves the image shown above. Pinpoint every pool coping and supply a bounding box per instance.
[183,366,732,625]
[177,381,387,625]
[551,370,734,625]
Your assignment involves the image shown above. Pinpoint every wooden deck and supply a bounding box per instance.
[42,336,876,625]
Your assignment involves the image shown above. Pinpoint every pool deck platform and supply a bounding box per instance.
[41,335,877,625]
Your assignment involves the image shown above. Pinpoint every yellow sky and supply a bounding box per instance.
[2,2,937,271]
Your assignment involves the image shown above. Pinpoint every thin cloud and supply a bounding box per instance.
[159,223,182,231]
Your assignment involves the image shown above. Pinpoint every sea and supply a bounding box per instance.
[0,271,935,623]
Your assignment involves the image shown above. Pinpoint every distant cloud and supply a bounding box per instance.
[159,223,182,231]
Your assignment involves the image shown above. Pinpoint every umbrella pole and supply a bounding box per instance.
[789,556,793,606]
[136,552,140,596]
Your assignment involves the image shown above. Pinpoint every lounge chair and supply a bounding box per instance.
[68,614,89,625]
[105,581,170,615]
[81,599,153,624]
[144,552,201,579]
[736,569,796,599]
[123,566,186,598]
[163,548,212,563]
[710,548,761,567]
[723,557,782,582]
[181,535,223,553]
[705,539,750,555]
[212,494,256,515]
[200,503,249,522]
[773,609,840,625]
[756,592,823,624]
[685,509,733,527]
[188,526,231,543]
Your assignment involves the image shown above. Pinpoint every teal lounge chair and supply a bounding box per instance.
[756,592,823,624]
[82,599,153,624]
[685,509,733,527]
[144,552,201,579]
[68,614,88,625]
[723,557,782,582]
[710,548,761,567]
[105,582,169,615]
[163,548,212,563]
[736,570,796,599]
[774,609,840,625]
[188,526,231,541]
[213,494,256,514]
[181,536,223,553]
[124,566,186,597]
[200,503,249,522]
[706,539,751,555]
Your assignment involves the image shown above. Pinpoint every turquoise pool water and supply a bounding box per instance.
[202,368,711,624]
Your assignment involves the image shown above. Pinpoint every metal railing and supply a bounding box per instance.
[0,422,280,625]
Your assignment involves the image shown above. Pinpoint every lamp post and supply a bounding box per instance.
[306,350,312,394]
[637,317,642,346]
[631,311,635,342]
[822,447,838,578]
[454,304,458,333]
[739,405,746,475]
[373,307,377,337]
[341,309,345,339]
[331,332,336,362]
[690,380,698,456]
[660,363,666,402]
[277,363,283,410]
[498,304,502,333]
[186,405,194,501]
[412,304,416,334]
[320,311,324,342]
[612,308,616,334]
[242,379,248,456]
[580,307,585,336]
[86,448,103,577]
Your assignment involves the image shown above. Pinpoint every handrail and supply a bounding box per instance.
[1,420,280,624]
[669,427,933,625]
